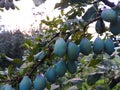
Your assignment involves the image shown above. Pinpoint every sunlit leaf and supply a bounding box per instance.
[46,81,51,90]
[95,85,110,90]
[13,59,23,65]
[88,55,103,67]
[8,65,14,77]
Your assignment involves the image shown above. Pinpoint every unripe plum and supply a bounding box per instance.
[104,38,115,55]
[67,42,79,61]
[54,37,67,57]
[80,38,91,55]
[19,76,32,90]
[101,8,117,22]
[45,67,57,83]
[67,61,77,74]
[55,60,67,77]
[33,74,46,90]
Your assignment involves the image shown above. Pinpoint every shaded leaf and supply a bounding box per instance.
[87,72,103,85]
[46,81,51,90]
[26,55,34,62]
[8,65,14,77]
[82,4,98,22]
[88,55,103,67]
[95,85,110,90]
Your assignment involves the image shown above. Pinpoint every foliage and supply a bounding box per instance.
[1,0,120,90]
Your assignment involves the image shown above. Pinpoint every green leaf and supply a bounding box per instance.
[25,39,32,46]
[0,8,4,12]
[0,74,6,79]
[95,85,110,90]
[8,65,14,77]
[46,16,50,21]
[87,72,103,86]
[13,59,23,65]
[15,6,20,10]
[82,4,98,22]
[34,50,46,61]
[88,59,102,67]
[46,81,51,90]
[88,55,103,67]
[26,55,34,62]
[114,55,120,63]
[33,0,46,7]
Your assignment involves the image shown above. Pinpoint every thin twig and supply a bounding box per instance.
[109,75,120,89]
[100,0,116,7]
[83,16,101,32]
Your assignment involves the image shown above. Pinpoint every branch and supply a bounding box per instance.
[83,16,101,32]
[0,28,80,87]
[100,0,115,7]
[109,75,120,89]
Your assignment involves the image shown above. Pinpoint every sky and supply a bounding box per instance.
[0,0,119,31]
[0,0,60,31]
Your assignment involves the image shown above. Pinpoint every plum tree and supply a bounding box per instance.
[1,0,120,90]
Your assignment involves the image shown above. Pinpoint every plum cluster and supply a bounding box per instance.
[54,37,115,57]
[99,8,120,35]
[1,36,115,90]
[79,37,115,55]
[18,61,77,90]
[0,0,15,10]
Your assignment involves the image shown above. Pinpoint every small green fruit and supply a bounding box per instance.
[33,74,46,90]
[55,60,67,77]
[80,38,91,55]
[67,61,77,74]
[104,38,115,55]
[19,76,32,90]
[101,8,117,22]
[54,37,67,57]
[45,67,57,83]
[67,42,79,61]
[93,37,104,54]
